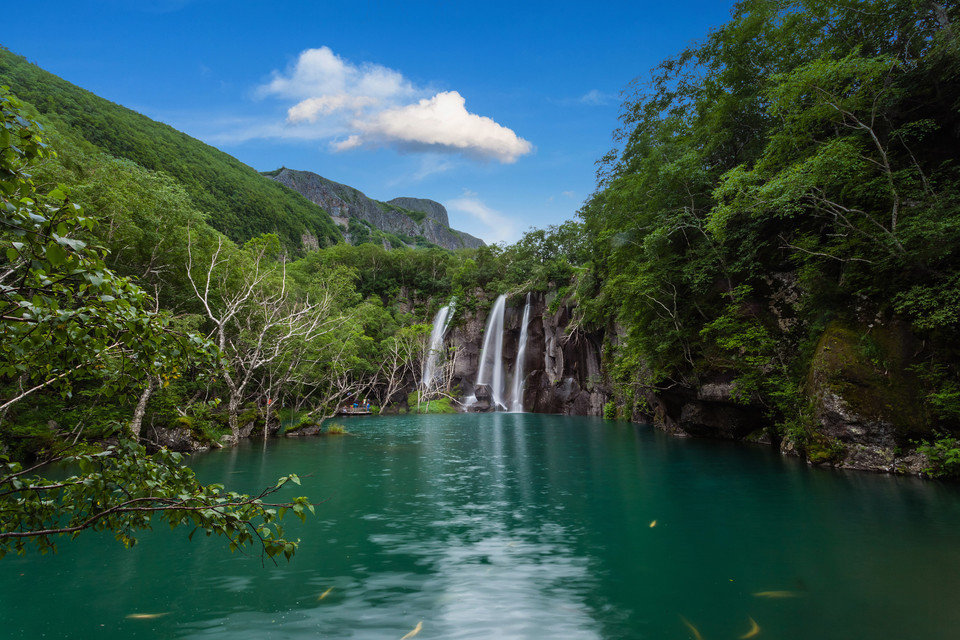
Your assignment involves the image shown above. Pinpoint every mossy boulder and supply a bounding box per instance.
[150,417,214,452]
[806,320,929,472]
[284,420,323,437]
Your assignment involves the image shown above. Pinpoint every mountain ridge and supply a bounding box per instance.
[0,47,344,254]
[266,168,485,251]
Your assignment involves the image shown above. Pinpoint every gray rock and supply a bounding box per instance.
[387,197,449,226]
[285,423,323,437]
[805,321,928,473]
[448,292,610,417]
[697,382,735,402]
[267,168,484,250]
[147,425,212,452]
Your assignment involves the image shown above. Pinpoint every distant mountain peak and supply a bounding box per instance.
[266,168,484,251]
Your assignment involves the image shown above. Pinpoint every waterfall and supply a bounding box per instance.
[475,293,507,410]
[510,292,531,412]
[421,299,456,391]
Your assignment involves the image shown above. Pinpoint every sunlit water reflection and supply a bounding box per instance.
[3,413,960,639]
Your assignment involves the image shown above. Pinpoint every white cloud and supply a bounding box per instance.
[579,89,615,106]
[255,47,532,163]
[554,89,617,107]
[446,190,518,244]
[344,91,533,163]
[287,95,378,123]
[331,134,362,151]
[562,190,576,199]
[259,46,414,102]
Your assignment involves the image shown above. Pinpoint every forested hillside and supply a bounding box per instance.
[571,0,960,470]
[0,47,342,252]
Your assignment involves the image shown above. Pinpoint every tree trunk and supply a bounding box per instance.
[227,392,241,442]
[129,376,157,440]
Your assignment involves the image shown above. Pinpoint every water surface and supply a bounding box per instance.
[3,413,960,639]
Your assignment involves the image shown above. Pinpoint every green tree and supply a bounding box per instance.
[0,90,311,558]
[579,0,960,440]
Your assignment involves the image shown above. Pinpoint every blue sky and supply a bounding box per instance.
[10,0,737,244]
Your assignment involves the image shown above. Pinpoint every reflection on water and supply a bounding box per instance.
[3,413,960,639]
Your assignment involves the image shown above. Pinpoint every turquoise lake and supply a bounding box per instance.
[3,413,960,639]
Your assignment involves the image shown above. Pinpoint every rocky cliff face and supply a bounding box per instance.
[267,168,484,251]
[387,197,449,227]
[446,293,607,416]
[621,303,933,475]
[802,321,929,473]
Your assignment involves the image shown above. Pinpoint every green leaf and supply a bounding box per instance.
[45,242,67,267]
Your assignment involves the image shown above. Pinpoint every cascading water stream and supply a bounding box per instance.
[510,292,531,412]
[421,300,456,391]
[474,293,507,410]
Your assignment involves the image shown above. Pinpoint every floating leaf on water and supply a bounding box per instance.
[680,617,703,640]
[400,620,423,639]
[126,613,168,620]
[740,616,761,638]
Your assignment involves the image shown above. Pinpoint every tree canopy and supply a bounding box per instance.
[0,90,315,558]
[577,0,960,446]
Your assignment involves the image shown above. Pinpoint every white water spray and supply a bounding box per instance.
[421,300,456,391]
[510,293,532,412]
[475,293,507,410]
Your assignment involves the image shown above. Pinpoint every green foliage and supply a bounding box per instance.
[0,437,311,559]
[27,129,215,311]
[911,363,960,424]
[0,89,210,421]
[603,401,617,420]
[406,391,457,414]
[805,433,846,466]
[916,434,960,478]
[395,206,426,224]
[929,383,960,423]
[347,216,373,246]
[575,0,960,442]
[894,273,960,331]
[0,89,314,559]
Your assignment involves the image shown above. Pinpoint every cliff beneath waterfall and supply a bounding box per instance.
[439,292,607,417]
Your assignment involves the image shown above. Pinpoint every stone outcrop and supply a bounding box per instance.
[284,422,323,437]
[447,292,607,416]
[804,321,929,474]
[266,168,484,250]
[146,423,214,453]
[145,409,280,452]
[623,318,933,475]
[640,379,769,442]
[387,197,450,227]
